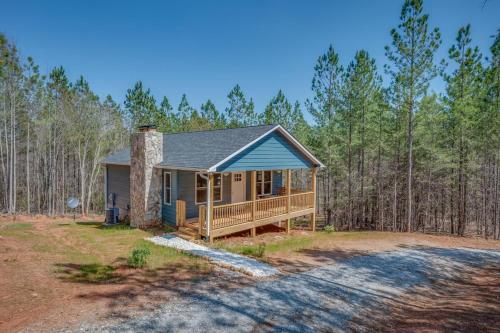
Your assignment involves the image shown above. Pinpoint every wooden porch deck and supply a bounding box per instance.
[177,168,318,242]
[180,191,315,240]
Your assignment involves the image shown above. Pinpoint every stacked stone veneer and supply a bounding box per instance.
[130,129,163,228]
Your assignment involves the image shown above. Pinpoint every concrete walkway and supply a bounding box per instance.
[147,234,279,278]
[79,246,500,333]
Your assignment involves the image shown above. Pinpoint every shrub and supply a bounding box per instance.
[128,245,151,268]
[240,243,266,258]
[324,224,335,233]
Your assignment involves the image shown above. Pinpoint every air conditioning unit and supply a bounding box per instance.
[105,192,119,224]
[106,207,119,224]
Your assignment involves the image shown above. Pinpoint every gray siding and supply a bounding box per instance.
[177,170,231,219]
[106,165,130,219]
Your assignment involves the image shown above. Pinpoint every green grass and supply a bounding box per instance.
[56,263,116,283]
[2,222,33,230]
[2,219,208,281]
[217,231,392,259]
[234,243,267,258]
[219,235,315,257]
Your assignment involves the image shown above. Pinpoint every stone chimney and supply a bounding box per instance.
[130,125,163,227]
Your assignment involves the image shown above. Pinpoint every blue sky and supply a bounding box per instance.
[1,0,499,121]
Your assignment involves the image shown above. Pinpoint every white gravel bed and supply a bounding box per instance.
[147,234,279,278]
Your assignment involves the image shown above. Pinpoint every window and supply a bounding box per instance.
[234,173,242,182]
[256,171,272,196]
[163,172,171,205]
[195,173,222,204]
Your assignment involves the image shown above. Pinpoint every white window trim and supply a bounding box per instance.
[256,170,273,196]
[195,172,223,205]
[163,171,172,205]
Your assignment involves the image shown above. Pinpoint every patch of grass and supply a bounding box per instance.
[3,223,33,230]
[324,224,335,233]
[161,225,177,233]
[265,236,314,253]
[235,243,266,258]
[3,219,209,278]
[56,263,116,283]
[98,223,134,231]
[128,245,151,268]
[134,240,208,270]
[0,223,37,240]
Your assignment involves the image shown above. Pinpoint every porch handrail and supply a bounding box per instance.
[212,201,253,230]
[256,195,287,220]
[290,191,314,212]
[209,190,314,231]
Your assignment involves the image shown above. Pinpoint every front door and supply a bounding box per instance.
[231,172,246,203]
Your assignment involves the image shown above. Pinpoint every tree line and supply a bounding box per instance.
[1,0,498,238]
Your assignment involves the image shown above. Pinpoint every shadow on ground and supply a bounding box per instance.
[268,247,370,273]
[71,246,500,332]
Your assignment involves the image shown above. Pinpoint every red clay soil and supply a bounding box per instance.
[0,215,252,333]
[351,264,500,333]
[218,226,500,273]
[1,215,499,332]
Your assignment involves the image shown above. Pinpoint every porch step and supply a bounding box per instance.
[174,226,200,240]
[183,223,199,231]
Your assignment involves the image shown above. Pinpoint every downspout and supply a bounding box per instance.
[199,172,211,240]
[104,165,108,211]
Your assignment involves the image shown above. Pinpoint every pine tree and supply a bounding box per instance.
[263,90,293,129]
[176,94,199,131]
[385,0,441,232]
[340,50,382,229]
[225,84,258,127]
[308,45,344,226]
[444,25,484,236]
[201,99,225,129]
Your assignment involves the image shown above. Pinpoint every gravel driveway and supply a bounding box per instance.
[79,247,500,333]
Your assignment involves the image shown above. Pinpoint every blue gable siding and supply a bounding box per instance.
[216,131,313,172]
[161,169,178,225]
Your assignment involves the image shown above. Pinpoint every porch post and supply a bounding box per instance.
[251,171,256,237]
[311,167,318,232]
[286,169,291,234]
[208,173,214,243]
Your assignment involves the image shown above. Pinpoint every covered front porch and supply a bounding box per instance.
[176,168,318,242]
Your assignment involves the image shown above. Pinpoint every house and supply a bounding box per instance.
[101,124,324,242]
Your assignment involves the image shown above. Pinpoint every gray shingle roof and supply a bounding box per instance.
[102,148,131,165]
[102,124,277,169]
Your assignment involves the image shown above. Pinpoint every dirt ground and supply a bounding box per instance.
[217,224,500,273]
[0,216,252,333]
[1,215,499,332]
[353,263,500,332]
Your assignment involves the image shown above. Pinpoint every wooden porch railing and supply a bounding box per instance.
[208,191,314,231]
[212,201,253,229]
[290,192,314,212]
[255,195,287,220]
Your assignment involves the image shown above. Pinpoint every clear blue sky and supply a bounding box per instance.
[1,0,499,121]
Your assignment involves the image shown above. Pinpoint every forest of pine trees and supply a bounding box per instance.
[0,0,498,238]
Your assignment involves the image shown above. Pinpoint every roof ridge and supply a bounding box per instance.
[163,124,277,136]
